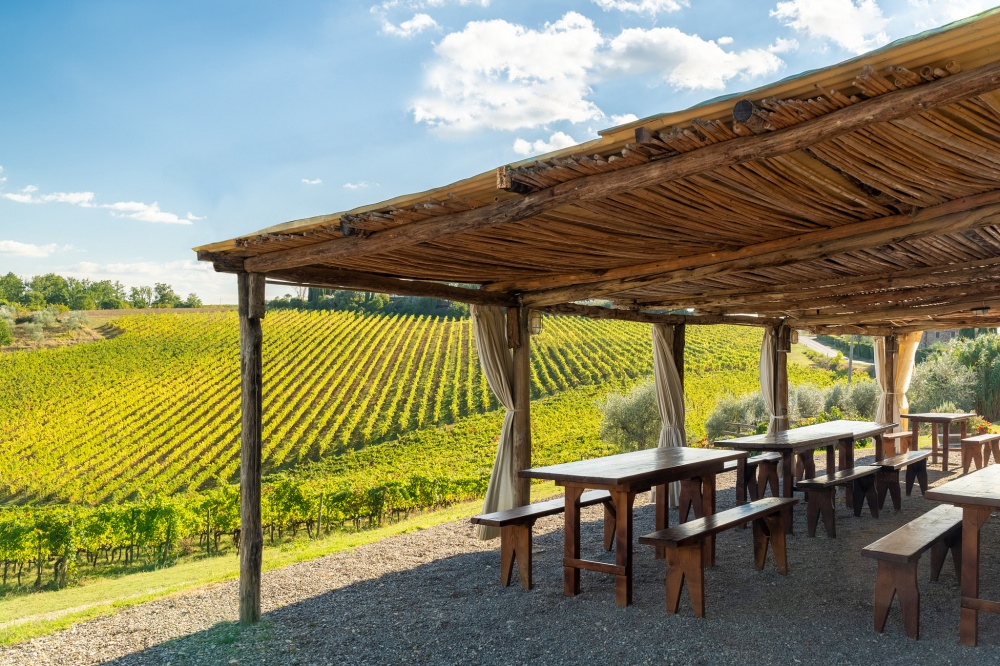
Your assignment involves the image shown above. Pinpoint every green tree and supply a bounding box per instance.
[182,293,203,308]
[129,286,153,308]
[153,283,181,308]
[29,274,70,306]
[0,273,24,303]
[598,381,661,452]
[0,319,12,346]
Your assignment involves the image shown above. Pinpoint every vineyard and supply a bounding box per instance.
[0,309,831,507]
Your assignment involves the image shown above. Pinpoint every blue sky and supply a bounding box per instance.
[1,0,997,303]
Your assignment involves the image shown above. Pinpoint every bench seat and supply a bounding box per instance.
[471,490,614,590]
[639,497,798,617]
[882,431,914,457]
[960,433,1000,474]
[796,466,880,537]
[861,505,963,638]
[876,450,931,510]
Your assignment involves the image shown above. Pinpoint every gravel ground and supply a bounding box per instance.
[5,447,1000,666]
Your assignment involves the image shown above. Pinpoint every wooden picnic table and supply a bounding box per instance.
[902,412,975,472]
[520,446,746,607]
[925,464,1000,646]
[718,420,895,530]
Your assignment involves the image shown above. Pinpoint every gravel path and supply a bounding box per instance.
[5,448,1000,665]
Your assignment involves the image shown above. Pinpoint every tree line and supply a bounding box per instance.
[0,272,203,311]
[268,287,469,319]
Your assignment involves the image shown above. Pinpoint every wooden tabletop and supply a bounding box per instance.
[718,420,895,452]
[519,446,746,487]
[902,412,975,423]
[926,465,1000,507]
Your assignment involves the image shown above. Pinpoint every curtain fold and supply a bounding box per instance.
[760,327,778,434]
[652,324,683,507]
[470,305,517,540]
[874,332,923,428]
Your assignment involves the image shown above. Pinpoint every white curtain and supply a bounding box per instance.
[875,332,923,428]
[760,327,778,434]
[652,324,683,507]
[471,305,517,540]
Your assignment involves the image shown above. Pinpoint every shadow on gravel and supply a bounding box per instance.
[100,452,1000,666]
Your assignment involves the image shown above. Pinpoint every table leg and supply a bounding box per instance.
[654,484,667,560]
[838,438,855,510]
[781,450,794,535]
[911,419,920,453]
[735,458,747,507]
[932,423,939,467]
[874,433,885,463]
[942,422,952,472]
[699,473,717,567]
[612,488,636,607]
[960,504,992,646]
[563,486,584,597]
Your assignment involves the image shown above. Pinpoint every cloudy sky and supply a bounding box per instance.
[1,0,997,303]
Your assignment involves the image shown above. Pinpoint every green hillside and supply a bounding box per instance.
[0,309,831,505]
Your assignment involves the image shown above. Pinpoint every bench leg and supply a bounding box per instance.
[962,444,973,475]
[759,460,779,498]
[602,502,616,552]
[678,478,699,523]
[807,488,835,538]
[975,444,985,471]
[876,469,895,511]
[853,475,879,518]
[752,518,768,571]
[905,459,928,495]
[874,560,920,639]
[931,527,963,585]
[992,441,1000,467]
[745,463,760,501]
[753,513,789,574]
[984,442,993,468]
[499,524,533,590]
[665,542,705,617]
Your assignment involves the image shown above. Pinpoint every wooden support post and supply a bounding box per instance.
[238,272,265,626]
[773,325,790,432]
[512,307,531,507]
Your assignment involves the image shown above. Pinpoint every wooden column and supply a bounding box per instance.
[511,307,532,507]
[656,324,686,555]
[238,272,265,625]
[672,324,685,388]
[773,325,790,432]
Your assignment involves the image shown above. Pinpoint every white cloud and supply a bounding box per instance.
[0,166,6,185]
[302,178,323,185]
[381,12,438,37]
[906,1,998,29]
[343,181,378,189]
[0,170,199,225]
[606,27,784,89]
[0,240,64,258]
[512,131,579,156]
[412,13,605,131]
[411,12,786,131]
[768,36,799,53]
[100,201,192,225]
[608,113,639,125]
[592,0,687,13]
[771,0,889,54]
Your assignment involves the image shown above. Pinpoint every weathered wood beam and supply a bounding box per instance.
[237,272,265,626]
[790,295,1000,326]
[522,192,1000,307]
[538,302,779,327]
[629,258,1000,310]
[774,325,790,432]
[799,324,896,336]
[729,282,1000,317]
[241,60,1000,275]
[264,266,517,307]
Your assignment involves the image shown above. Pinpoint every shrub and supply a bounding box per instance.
[30,308,57,329]
[908,354,975,414]
[0,319,11,346]
[64,311,90,330]
[847,380,880,420]
[599,380,660,452]
[22,322,44,342]
[792,384,825,420]
[704,392,768,443]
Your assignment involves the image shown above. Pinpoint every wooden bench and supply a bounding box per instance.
[795,466,880,537]
[960,433,1000,474]
[470,490,615,590]
[861,504,963,639]
[883,431,913,458]
[638,497,798,617]
[876,450,931,511]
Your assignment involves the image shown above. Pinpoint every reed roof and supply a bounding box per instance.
[196,9,1000,335]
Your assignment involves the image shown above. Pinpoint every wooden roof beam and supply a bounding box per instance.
[241,59,1000,275]
[537,302,780,327]
[626,257,1000,310]
[263,266,518,307]
[789,295,1000,326]
[521,190,1000,307]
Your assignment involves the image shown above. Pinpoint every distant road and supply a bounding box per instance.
[799,334,872,366]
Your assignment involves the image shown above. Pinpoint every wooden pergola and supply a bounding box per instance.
[196,10,1000,623]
